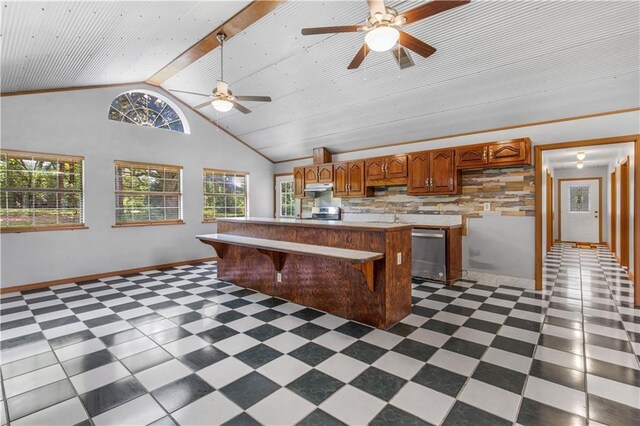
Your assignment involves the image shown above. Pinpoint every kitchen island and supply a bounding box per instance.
[197,217,412,329]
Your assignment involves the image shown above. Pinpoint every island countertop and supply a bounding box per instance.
[216,217,413,231]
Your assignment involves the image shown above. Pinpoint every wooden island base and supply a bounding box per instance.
[198,218,413,329]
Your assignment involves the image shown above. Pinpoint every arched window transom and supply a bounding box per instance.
[108,91,188,133]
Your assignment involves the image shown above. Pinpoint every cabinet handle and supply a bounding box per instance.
[482,148,487,162]
[425,179,429,188]
[488,148,493,160]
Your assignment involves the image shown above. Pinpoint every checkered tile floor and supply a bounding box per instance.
[1,244,639,425]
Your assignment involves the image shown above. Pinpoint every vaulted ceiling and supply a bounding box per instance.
[2,1,639,163]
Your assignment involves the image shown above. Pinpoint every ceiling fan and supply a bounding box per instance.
[169,33,271,114]
[301,0,470,70]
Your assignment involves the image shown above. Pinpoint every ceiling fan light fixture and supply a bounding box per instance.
[365,26,399,52]
[576,151,586,161]
[577,161,584,169]
[212,99,233,112]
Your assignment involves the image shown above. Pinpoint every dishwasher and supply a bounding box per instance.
[412,229,447,282]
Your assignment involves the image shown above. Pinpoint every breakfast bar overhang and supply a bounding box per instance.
[197,217,413,329]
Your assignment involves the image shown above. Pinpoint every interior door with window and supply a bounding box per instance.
[275,175,300,218]
[560,179,600,243]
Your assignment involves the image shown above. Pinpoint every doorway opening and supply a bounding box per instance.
[534,135,639,306]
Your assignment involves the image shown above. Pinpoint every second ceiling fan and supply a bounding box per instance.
[301,0,470,70]
[170,33,271,114]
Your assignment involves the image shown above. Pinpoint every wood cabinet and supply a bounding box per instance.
[365,154,407,186]
[487,139,530,166]
[456,138,531,169]
[304,164,333,184]
[456,145,488,169]
[408,149,459,195]
[293,167,305,198]
[334,161,370,197]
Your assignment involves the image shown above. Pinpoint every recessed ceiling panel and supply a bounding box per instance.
[0,0,252,92]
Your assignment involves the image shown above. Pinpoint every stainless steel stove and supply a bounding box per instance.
[309,206,341,221]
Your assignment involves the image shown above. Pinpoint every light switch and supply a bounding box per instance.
[397,252,402,265]
[276,273,282,283]
[483,202,491,211]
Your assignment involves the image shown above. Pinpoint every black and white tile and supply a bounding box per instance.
[1,245,639,425]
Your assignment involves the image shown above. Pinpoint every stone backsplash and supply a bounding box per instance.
[302,165,535,225]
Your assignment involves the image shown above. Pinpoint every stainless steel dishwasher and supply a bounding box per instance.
[412,229,447,282]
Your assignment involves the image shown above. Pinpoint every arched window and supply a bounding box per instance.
[108,90,189,134]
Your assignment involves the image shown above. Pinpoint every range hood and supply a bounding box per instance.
[304,183,333,192]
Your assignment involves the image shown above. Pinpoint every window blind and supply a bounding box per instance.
[203,169,248,221]
[114,161,183,225]
[0,150,84,230]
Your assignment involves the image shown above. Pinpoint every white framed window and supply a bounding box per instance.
[1,150,84,232]
[203,169,248,221]
[114,161,183,226]
[108,90,190,134]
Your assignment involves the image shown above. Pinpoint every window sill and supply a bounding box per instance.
[1,225,88,234]
[112,220,185,228]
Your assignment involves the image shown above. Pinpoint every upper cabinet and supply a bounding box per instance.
[408,149,460,195]
[293,167,305,198]
[365,154,407,186]
[487,139,530,166]
[456,138,531,169]
[334,161,371,197]
[292,138,531,199]
[305,164,333,184]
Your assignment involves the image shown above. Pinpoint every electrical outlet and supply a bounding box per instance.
[276,273,282,283]
[483,202,491,211]
[397,252,402,265]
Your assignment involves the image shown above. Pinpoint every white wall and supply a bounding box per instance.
[274,110,640,280]
[552,166,610,243]
[0,84,274,288]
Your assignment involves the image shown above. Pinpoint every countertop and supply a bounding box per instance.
[217,217,413,231]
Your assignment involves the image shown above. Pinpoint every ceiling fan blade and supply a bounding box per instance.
[234,95,272,102]
[193,100,213,110]
[232,101,251,114]
[347,44,369,69]
[398,31,436,58]
[392,47,415,70]
[401,0,470,25]
[169,89,211,97]
[216,81,229,95]
[367,0,386,17]
[301,25,361,35]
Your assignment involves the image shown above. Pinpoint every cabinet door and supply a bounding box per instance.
[333,163,349,197]
[317,164,333,183]
[365,157,386,180]
[455,145,487,169]
[386,154,408,178]
[348,161,366,196]
[429,149,457,193]
[487,139,528,166]
[293,167,305,198]
[304,167,319,184]
[407,152,429,195]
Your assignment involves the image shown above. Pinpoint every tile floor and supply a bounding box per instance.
[1,244,639,425]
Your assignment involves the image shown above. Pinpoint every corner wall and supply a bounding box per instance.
[0,84,274,288]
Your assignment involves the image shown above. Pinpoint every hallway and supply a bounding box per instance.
[540,243,640,424]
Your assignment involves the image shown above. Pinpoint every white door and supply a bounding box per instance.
[560,179,599,243]
[275,175,300,218]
